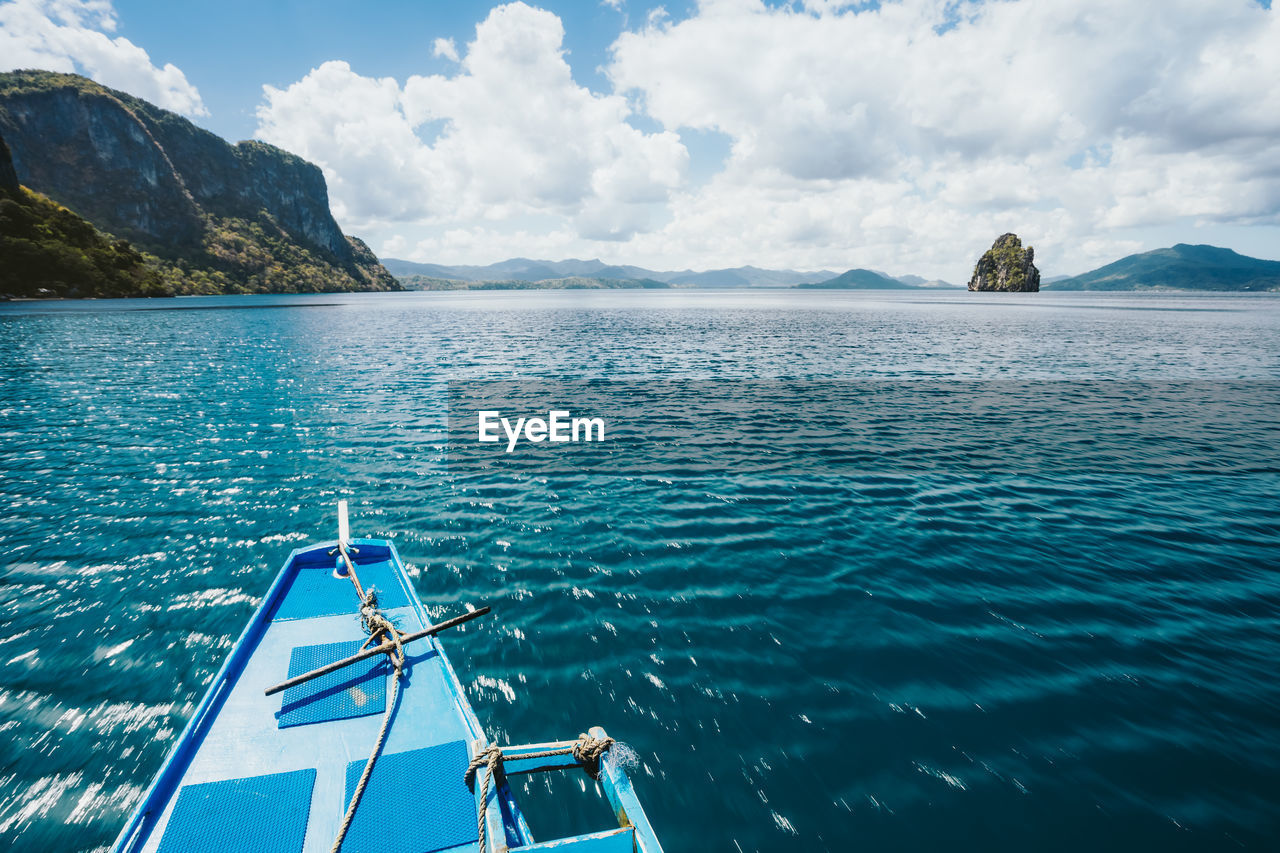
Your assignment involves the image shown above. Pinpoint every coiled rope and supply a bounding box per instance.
[464,733,616,851]
[330,589,407,853]
[571,734,616,781]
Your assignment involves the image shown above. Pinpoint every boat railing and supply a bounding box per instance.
[476,726,664,853]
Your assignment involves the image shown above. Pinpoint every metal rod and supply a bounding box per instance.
[264,606,491,696]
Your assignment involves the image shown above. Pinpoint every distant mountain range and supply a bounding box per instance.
[1045,244,1280,291]
[399,275,670,291]
[385,257,961,289]
[388,244,1280,293]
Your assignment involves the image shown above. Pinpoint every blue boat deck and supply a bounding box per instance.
[113,539,661,853]
[118,542,486,853]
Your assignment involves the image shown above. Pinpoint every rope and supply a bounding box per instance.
[464,746,504,853]
[332,542,367,602]
[572,734,615,781]
[360,590,406,666]
[330,590,408,853]
[464,734,616,851]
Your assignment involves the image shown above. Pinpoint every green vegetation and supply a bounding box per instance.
[1045,244,1280,291]
[399,275,670,290]
[0,182,170,298]
[968,233,1040,292]
[0,175,392,298]
[0,70,397,298]
[153,217,392,296]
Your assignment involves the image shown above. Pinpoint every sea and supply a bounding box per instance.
[1,289,1278,851]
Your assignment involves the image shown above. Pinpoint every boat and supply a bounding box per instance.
[111,502,663,853]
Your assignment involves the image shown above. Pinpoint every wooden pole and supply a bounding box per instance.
[264,606,491,696]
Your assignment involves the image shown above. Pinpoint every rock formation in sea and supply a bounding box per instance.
[968,233,1040,292]
[0,69,397,295]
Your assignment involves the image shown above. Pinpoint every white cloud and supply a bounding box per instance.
[255,0,1279,278]
[604,0,1280,275]
[255,2,687,242]
[0,0,206,116]
[256,61,440,225]
[432,37,459,62]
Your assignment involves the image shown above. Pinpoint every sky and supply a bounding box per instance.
[2,0,1278,280]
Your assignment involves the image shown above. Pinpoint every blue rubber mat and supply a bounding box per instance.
[273,560,411,621]
[155,768,316,853]
[278,640,386,728]
[341,741,476,853]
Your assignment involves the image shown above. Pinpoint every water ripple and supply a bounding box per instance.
[1,291,1278,851]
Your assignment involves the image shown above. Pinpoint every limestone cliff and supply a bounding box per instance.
[968,233,1040,292]
[0,132,18,193]
[2,128,169,298]
[0,70,397,295]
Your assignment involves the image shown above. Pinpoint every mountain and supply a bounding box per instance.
[378,259,475,280]
[664,265,838,286]
[664,268,756,287]
[384,257,852,287]
[0,130,16,192]
[0,70,396,296]
[384,257,626,282]
[2,130,167,298]
[798,268,915,289]
[399,275,670,290]
[1046,244,1280,291]
[887,274,961,288]
[382,257,620,282]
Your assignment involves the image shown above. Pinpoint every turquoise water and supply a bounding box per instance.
[1,289,1278,851]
